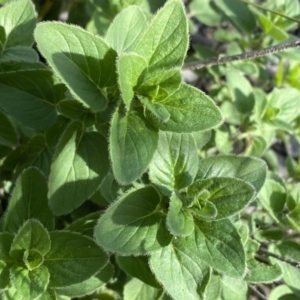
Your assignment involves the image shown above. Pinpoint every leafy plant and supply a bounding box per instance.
[0,0,300,299]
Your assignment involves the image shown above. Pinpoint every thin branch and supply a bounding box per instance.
[183,40,300,70]
[258,248,300,268]
[248,284,268,300]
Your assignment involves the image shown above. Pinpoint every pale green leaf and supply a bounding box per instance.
[146,83,223,133]
[133,0,188,71]
[0,69,58,130]
[138,95,170,123]
[187,177,255,220]
[149,131,199,193]
[0,109,18,147]
[149,238,210,300]
[49,122,109,215]
[226,68,255,114]
[117,256,160,288]
[259,177,286,222]
[3,168,54,233]
[137,69,181,101]
[110,109,158,184]
[181,219,246,277]
[196,155,267,192]
[44,231,108,288]
[106,6,148,54]
[220,275,248,300]
[10,219,51,260]
[124,278,163,300]
[202,274,221,300]
[94,185,172,255]
[269,285,299,300]
[10,265,50,300]
[35,22,117,111]
[166,192,194,236]
[245,258,282,283]
[0,0,37,47]
[117,53,147,110]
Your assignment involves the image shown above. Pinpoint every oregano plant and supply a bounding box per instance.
[0,0,300,299]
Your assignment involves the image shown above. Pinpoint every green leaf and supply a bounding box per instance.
[138,95,170,123]
[269,285,299,300]
[124,278,163,300]
[0,109,18,147]
[202,274,221,300]
[0,233,14,289]
[259,177,286,222]
[181,219,246,277]
[0,25,5,50]
[44,231,108,288]
[55,263,114,298]
[275,241,300,296]
[187,177,255,220]
[226,68,255,114]
[48,122,109,215]
[110,109,158,184]
[117,53,147,110]
[0,69,59,130]
[35,22,117,111]
[17,134,53,178]
[10,265,50,300]
[196,155,267,192]
[0,46,39,63]
[3,168,54,233]
[220,275,248,300]
[106,6,148,54]
[23,249,44,270]
[94,185,172,255]
[133,0,188,71]
[146,84,223,133]
[65,211,102,238]
[245,258,282,283]
[58,99,95,126]
[10,219,51,260]
[166,192,194,237]
[214,0,256,33]
[0,0,37,48]
[149,131,199,194]
[117,256,160,288]
[137,69,182,102]
[149,238,210,300]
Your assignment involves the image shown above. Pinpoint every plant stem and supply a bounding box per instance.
[183,40,300,70]
[248,284,268,300]
[258,248,300,268]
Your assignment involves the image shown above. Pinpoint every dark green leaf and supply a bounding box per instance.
[3,168,54,233]
[0,109,18,147]
[44,231,108,288]
[0,69,59,130]
[94,185,172,255]
[117,256,160,288]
